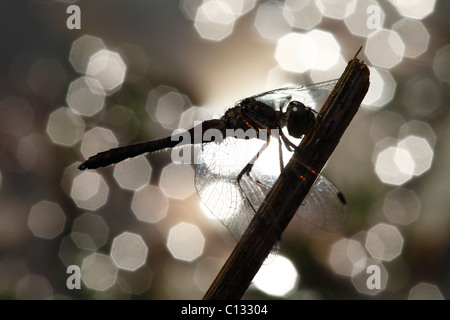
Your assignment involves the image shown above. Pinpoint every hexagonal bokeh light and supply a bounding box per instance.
[146,86,190,129]
[46,107,84,147]
[180,0,202,20]
[80,127,118,160]
[71,171,109,211]
[28,200,66,239]
[223,0,256,16]
[365,223,404,261]
[81,253,118,291]
[131,185,169,223]
[159,163,195,200]
[274,34,310,74]
[390,0,436,20]
[283,0,323,30]
[329,238,367,277]
[167,222,205,262]
[275,30,340,73]
[254,1,291,41]
[71,213,109,251]
[433,44,450,83]
[374,145,414,186]
[86,49,127,94]
[69,35,106,73]
[305,30,341,70]
[58,236,80,267]
[345,0,385,37]
[374,134,434,186]
[156,91,191,130]
[365,29,405,68]
[399,120,436,148]
[397,135,433,176]
[351,258,388,296]
[67,77,105,117]
[392,18,430,58]
[194,0,236,41]
[362,67,396,108]
[408,282,444,300]
[317,0,354,19]
[252,255,299,297]
[182,0,256,22]
[179,105,214,130]
[111,232,148,271]
[383,188,421,226]
[113,155,152,191]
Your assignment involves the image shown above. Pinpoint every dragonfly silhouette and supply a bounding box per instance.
[79,80,347,240]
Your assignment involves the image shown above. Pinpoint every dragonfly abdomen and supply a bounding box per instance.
[78,137,174,170]
[78,119,227,170]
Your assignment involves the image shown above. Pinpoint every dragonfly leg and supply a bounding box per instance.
[236,136,270,216]
[277,129,320,181]
[236,137,283,240]
[236,142,269,189]
[279,129,297,152]
[277,134,284,174]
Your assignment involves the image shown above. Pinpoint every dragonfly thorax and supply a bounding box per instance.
[223,98,279,134]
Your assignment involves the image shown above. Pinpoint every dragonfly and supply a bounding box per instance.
[79,79,348,241]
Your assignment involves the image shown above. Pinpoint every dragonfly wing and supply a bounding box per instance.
[195,137,266,240]
[236,137,348,233]
[295,175,348,232]
[249,153,348,233]
[195,140,347,237]
[251,80,338,112]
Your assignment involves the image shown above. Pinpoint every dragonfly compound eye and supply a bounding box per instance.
[286,101,316,138]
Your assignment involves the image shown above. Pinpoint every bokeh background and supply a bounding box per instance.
[0,0,449,300]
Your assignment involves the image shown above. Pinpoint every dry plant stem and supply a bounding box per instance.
[203,54,370,300]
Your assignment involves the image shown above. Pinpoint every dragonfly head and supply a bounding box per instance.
[284,101,316,138]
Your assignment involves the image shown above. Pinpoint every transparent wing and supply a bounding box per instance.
[195,136,347,240]
[249,139,348,233]
[295,175,348,232]
[195,137,267,240]
[249,79,337,112]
